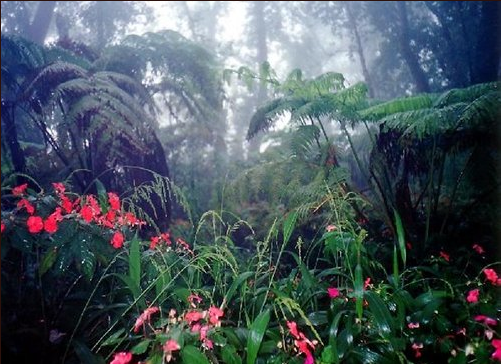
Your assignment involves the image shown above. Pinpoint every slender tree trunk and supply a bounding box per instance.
[248,1,268,158]
[396,2,430,93]
[472,1,501,84]
[26,1,56,45]
[1,102,26,174]
[344,3,374,98]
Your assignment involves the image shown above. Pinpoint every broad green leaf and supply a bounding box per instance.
[72,339,101,364]
[365,291,393,336]
[392,244,399,288]
[131,339,151,355]
[181,345,210,364]
[393,209,406,267]
[246,309,270,364]
[101,329,126,346]
[129,234,141,288]
[147,353,163,364]
[283,210,298,244]
[224,271,253,307]
[80,244,96,281]
[222,345,242,364]
[354,264,363,320]
[39,247,58,276]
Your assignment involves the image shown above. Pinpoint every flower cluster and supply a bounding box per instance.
[182,295,224,350]
[2,182,145,250]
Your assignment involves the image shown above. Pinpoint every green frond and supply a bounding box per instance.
[456,90,501,129]
[358,94,438,120]
[433,81,500,108]
[288,125,321,159]
[247,98,288,140]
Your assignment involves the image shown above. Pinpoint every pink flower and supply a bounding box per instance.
[44,216,58,234]
[287,321,300,339]
[492,339,501,362]
[408,322,420,329]
[111,231,124,249]
[163,339,180,352]
[208,306,224,325]
[411,343,423,358]
[27,216,44,233]
[327,287,340,298]
[326,225,337,232]
[466,289,479,303]
[163,339,180,362]
[133,307,159,333]
[364,277,372,290]
[110,352,132,364]
[1,222,5,233]
[474,315,497,326]
[188,293,203,307]
[80,205,93,223]
[484,269,500,286]
[184,310,204,324]
[472,244,485,254]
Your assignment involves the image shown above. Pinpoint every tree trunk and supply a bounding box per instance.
[472,2,501,84]
[344,3,374,98]
[248,1,269,159]
[26,1,56,45]
[396,2,430,93]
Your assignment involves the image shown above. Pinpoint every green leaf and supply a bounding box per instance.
[365,291,393,336]
[80,244,96,281]
[354,264,363,320]
[246,309,270,364]
[131,339,151,355]
[283,210,298,244]
[39,247,58,276]
[222,345,242,364]
[393,209,406,267]
[181,345,210,364]
[129,234,141,288]
[147,353,163,364]
[101,329,126,346]
[224,271,253,307]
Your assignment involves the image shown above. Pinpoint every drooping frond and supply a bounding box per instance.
[358,94,438,120]
[288,125,321,160]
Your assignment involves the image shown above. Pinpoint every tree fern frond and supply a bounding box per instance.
[247,98,288,140]
[433,81,500,108]
[359,93,438,120]
[456,90,501,130]
[288,125,321,159]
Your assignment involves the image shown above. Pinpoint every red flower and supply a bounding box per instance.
[80,206,93,223]
[327,287,340,299]
[27,216,44,233]
[466,289,479,303]
[52,182,66,195]
[492,339,501,362]
[17,198,35,215]
[44,216,58,234]
[60,196,74,213]
[484,269,500,285]
[472,244,485,254]
[108,192,120,211]
[110,352,132,364]
[1,222,5,233]
[150,236,160,250]
[12,183,28,196]
[111,231,124,249]
[439,251,450,262]
[408,322,420,329]
[161,232,172,245]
